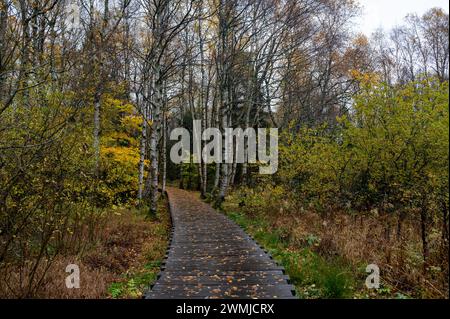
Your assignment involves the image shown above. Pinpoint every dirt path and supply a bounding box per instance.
[145,187,295,299]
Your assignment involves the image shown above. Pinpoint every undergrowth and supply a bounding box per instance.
[222,201,410,299]
[107,198,170,298]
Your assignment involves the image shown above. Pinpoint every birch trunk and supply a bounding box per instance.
[212,89,221,193]
[161,85,167,193]
[162,115,167,193]
[198,0,208,197]
[93,93,101,176]
[0,0,7,104]
[215,0,228,207]
[149,68,161,215]
[148,1,166,215]
[242,16,258,184]
[229,162,237,186]
[216,100,228,207]
[137,100,148,203]
[92,0,109,176]
[241,110,251,183]
[19,0,30,105]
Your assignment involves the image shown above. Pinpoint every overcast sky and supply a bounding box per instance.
[356,0,449,35]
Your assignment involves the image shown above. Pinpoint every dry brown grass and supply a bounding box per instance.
[265,209,448,298]
[0,204,170,299]
[226,187,448,299]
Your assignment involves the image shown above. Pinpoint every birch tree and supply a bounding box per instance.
[139,0,194,214]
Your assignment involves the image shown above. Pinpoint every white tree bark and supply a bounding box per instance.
[215,0,229,207]
[137,99,148,203]
[148,0,170,214]
[198,0,208,197]
[217,100,229,206]
[149,66,161,215]
[93,94,101,175]
[162,83,167,193]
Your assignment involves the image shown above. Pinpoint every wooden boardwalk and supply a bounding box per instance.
[145,187,296,299]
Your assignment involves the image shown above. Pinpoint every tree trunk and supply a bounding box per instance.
[162,112,167,193]
[215,0,230,208]
[229,162,237,187]
[149,73,161,215]
[212,86,221,194]
[216,90,229,207]
[442,199,449,249]
[19,0,30,105]
[198,0,208,198]
[0,0,8,103]
[93,93,101,176]
[92,0,109,176]
[420,206,429,272]
[137,101,148,203]
[147,1,170,215]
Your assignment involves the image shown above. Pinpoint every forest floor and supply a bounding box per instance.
[220,193,413,299]
[33,200,170,299]
[4,186,442,299]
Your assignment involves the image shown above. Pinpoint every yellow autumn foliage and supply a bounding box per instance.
[95,95,144,205]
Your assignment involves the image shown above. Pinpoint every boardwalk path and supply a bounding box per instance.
[145,187,295,299]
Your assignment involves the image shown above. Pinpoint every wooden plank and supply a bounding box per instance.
[167,247,263,255]
[145,187,295,299]
[160,264,284,272]
[145,292,297,299]
[167,250,268,258]
[168,244,266,250]
[159,270,286,277]
[171,236,252,243]
[164,255,274,265]
[148,284,295,299]
[156,273,290,285]
[151,283,295,294]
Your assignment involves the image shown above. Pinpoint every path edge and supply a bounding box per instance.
[143,190,174,299]
[213,203,297,298]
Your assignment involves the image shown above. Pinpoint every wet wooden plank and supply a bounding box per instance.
[159,270,286,277]
[156,273,290,285]
[168,244,264,252]
[161,264,285,272]
[145,187,295,299]
[145,292,297,299]
[167,248,266,256]
[163,256,275,267]
[167,250,268,259]
[147,285,296,299]
[150,283,296,298]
